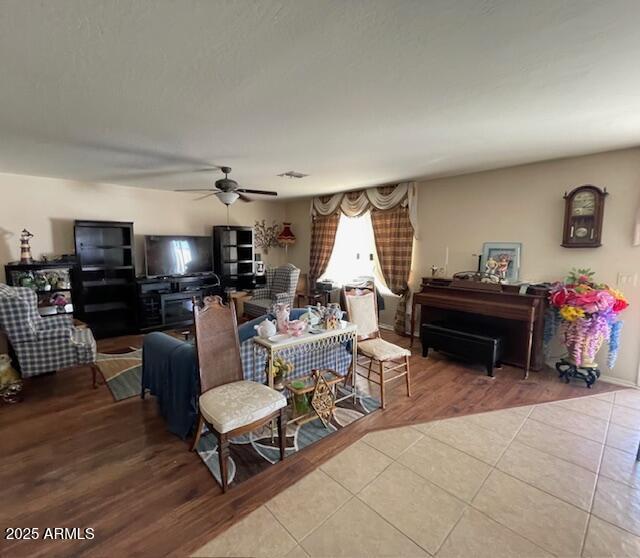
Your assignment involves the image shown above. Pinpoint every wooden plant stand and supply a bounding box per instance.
[285,369,344,425]
[555,358,601,388]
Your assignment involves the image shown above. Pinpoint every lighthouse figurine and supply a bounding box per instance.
[20,229,34,264]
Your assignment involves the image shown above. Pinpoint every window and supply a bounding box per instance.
[319,211,393,295]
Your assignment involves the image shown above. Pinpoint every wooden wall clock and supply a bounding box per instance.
[562,185,607,248]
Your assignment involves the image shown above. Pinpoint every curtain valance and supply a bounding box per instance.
[311,182,419,238]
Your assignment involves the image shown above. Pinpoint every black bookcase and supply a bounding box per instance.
[5,260,76,316]
[73,220,137,338]
[213,226,256,290]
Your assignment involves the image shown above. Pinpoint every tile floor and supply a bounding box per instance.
[193,389,640,557]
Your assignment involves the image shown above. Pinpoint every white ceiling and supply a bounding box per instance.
[1,0,639,199]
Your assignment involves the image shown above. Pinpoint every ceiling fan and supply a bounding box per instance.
[174,166,277,206]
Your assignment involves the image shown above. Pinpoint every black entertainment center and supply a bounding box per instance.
[68,222,253,337]
[136,274,222,332]
[136,234,224,331]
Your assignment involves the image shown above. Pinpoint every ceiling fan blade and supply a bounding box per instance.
[174,188,217,192]
[195,192,216,201]
[238,193,252,203]
[236,188,278,196]
[102,167,218,182]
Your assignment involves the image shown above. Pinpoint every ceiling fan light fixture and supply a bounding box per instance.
[215,191,240,206]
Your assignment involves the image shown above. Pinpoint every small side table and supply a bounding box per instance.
[297,290,330,308]
[230,291,252,319]
[285,369,345,424]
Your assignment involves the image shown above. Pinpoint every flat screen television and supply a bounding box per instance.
[144,235,213,278]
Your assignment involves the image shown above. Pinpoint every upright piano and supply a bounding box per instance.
[411,277,549,376]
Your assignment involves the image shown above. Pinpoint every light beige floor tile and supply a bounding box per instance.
[583,516,640,558]
[594,391,617,402]
[599,445,640,489]
[193,506,297,558]
[284,545,310,558]
[496,441,597,511]
[427,418,512,465]
[359,462,465,555]
[614,389,640,410]
[592,476,640,536]
[362,425,424,459]
[437,508,552,558]
[412,420,438,434]
[606,422,640,455]
[300,497,428,557]
[515,418,603,472]
[266,469,351,541]
[610,405,640,430]
[463,409,527,439]
[472,470,589,556]
[529,404,608,443]
[507,404,535,417]
[398,435,491,502]
[320,440,392,494]
[553,396,612,420]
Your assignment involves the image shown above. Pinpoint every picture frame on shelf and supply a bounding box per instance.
[480,242,522,283]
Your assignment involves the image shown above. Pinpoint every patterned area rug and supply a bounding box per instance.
[96,349,143,401]
[196,386,379,488]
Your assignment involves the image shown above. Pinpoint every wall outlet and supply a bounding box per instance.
[616,272,638,287]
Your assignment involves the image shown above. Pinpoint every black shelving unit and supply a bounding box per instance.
[4,260,76,316]
[73,220,137,338]
[213,226,256,290]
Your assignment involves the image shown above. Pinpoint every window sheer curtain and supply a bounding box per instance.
[310,183,417,334]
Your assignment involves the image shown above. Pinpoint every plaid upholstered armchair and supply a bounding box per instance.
[244,264,301,318]
[0,284,98,382]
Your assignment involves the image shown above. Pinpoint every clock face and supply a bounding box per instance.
[571,191,596,216]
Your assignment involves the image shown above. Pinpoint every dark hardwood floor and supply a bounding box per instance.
[0,331,623,557]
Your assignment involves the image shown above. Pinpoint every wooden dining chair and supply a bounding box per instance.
[190,296,287,492]
[343,286,411,409]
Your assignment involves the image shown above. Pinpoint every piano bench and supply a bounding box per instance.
[421,323,504,377]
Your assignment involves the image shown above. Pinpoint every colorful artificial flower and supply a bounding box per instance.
[607,288,629,313]
[550,287,568,307]
[559,305,585,322]
[545,269,628,368]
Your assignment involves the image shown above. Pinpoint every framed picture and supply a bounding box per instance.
[480,242,522,283]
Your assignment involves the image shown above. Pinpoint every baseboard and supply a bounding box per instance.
[379,323,395,332]
[598,374,639,388]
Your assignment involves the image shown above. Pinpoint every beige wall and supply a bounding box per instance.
[286,148,640,385]
[0,172,288,282]
[2,149,639,384]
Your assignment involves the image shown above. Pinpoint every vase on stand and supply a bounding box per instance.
[564,333,605,368]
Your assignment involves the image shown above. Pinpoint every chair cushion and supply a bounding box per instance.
[199,380,287,434]
[359,338,410,361]
[345,291,378,338]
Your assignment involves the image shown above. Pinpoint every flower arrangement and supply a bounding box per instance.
[547,269,628,367]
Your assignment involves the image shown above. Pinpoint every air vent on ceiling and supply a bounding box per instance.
[277,171,308,179]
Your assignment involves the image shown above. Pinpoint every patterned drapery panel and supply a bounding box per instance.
[370,205,414,334]
[309,212,340,285]
[311,182,419,239]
